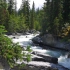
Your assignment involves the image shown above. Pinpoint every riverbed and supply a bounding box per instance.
[8,33,70,69]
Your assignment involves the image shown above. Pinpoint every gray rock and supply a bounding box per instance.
[0,56,10,70]
[32,34,70,51]
[67,52,70,58]
[32,52,58,64]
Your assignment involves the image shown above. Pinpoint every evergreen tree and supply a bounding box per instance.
[19,0,30,30]
[8,0,14,14]
[41,0,51,34]
[0,0,9,26]
[30,1,35,29]
[34,8,42,31]
[63,0,70,23]
[25,0,30,29]
[42,0,63,35]
[52,0,63,35]
[14,0,17,15]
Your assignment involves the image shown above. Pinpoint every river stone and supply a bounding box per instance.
[67,52,70,58]
[32,51,58,64]
[0,56,10,70]
[41,34,56,46]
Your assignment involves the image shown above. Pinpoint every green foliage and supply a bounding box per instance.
[34,21,41,31]
[63,0,70,23]
[26,53,31,62]
[0,0,9,25]
[41,0,64,35]
[8,0,15,14]
[53,17,59,35]
[8,15,19,33]
[0,26,31,68]
[18,63,26,70]
[7,14,28,33]
[26,46,32,53]
[0,25,7,35]
[17,15,27,32]
[19,0,30,30]
[25,46,32,62]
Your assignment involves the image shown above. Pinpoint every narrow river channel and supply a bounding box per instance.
[8,33,70,69]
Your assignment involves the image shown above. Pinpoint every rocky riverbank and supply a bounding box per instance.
[0,53,69,70]
[1,33,69,70]
[32,34,70,51]
[10,51,69,70]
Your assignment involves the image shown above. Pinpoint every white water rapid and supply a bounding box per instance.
[8,33,70,69]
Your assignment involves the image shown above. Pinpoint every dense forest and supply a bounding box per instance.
[0,0,70,68]
[0,0,70,38]
[0,0,70,40]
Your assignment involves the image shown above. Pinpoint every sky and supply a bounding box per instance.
[17,0,45,10]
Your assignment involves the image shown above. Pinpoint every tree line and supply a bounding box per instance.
[0,0,70,37]
[42,0,70,41]
[0,0,41,34]
[0,0,70,40]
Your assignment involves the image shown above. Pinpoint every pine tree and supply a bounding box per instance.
[0,0,8,25]
[14,0,17,15]
[8,0,14,14]
[20,0,30,29]
[41,0,51,34]
[30,1,35,29]
[52,0,63,35]
[41,0,63,35]
[63,0,70,23]
[18,0,30,31]
[25,0,30,29]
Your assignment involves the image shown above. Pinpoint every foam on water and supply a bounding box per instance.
[58,55,70,69]
[31,46,47,53]
[45,50,66,58]
[10,34,35,46]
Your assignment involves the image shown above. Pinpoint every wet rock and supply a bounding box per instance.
[31,54,46,62]
[67,52,70,58]
[33,52,58,64]
[0,56,10,70]
[41,34,56,46]
[32,36,43,45]
[32,57,46,62]
[13,36,16,38]
[32,34,70,51]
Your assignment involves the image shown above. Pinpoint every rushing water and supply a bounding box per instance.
[8,34,70,69]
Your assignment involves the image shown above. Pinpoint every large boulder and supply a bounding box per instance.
[32,34,70,51]
[41,34,56,46]
[32,36,43,45]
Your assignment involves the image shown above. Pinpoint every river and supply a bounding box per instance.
[8,33,70,69]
